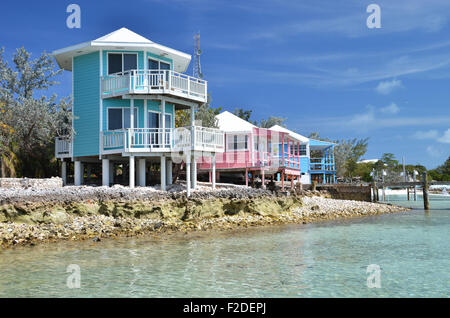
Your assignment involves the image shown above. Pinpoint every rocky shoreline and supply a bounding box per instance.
[0,185,409,249]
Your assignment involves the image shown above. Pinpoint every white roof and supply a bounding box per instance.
[357,159,379,164]
[53,27,191,73]
[215,111,257,132]
[269,125,309,143]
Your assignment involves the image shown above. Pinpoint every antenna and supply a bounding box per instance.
[193,32,203,79]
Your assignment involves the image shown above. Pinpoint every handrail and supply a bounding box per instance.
[101,69,207,101]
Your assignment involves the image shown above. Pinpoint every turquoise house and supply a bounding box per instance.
[53,28,224,195]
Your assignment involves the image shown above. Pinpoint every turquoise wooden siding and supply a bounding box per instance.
[73,52,100,157]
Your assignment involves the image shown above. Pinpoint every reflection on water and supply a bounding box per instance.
[0,195,449,297]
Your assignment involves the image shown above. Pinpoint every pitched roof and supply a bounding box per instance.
[215,111,257,132]
[269,125,309,143]
[94,27,154,44]
[52,27,191,72]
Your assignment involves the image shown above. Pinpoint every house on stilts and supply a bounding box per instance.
[198,111,336,187]
[53,27,224,195]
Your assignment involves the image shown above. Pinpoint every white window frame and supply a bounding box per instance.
[147,110,173,129]
[227,133,248,152]
[106,107,139,131]
[107,52,138,75]
[148,58,171,70]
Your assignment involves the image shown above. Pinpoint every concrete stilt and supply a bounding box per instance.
[160,155,166,191]
[166,158,172,185]
[129,156,135,188]
[61,160,67,186]
[102,158,110,186]
[186,157,191,197]
[138,158,146,187]
[74,161,82,186]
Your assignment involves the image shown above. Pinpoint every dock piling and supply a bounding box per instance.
[422,172,430,210]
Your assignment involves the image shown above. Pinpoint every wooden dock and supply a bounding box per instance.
[374,173,450,210]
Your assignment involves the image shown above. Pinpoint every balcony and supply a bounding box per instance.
[55,136,72,158]
[310,158,335,172]
[101,126,224,155]
[101,70,207,103]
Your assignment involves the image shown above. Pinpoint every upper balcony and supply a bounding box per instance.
[310,158,335,172]
[101,70,207,104]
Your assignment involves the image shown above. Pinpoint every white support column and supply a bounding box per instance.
[166,158,172,185]
[191,154,197,189]
[61,160,67,186]
[212,154,216,189]
[160,155,166,191]
[102,158,110,186]
[129,156,135,188]
[74,160,82,186]
[186,156,191,197]
[161,98,166,146]
[109,162,114,185]
[138,158,146,187]
[130,99,135,129]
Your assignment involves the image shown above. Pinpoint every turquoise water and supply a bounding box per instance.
[0,194,449,297]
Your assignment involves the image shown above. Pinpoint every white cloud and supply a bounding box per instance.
[438,128,450,143]
[413,129,439,140]
[380,102,400,114]
[376,79,403,95]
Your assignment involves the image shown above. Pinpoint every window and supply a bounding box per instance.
[148,112,172,129]
[299,144,307,156]
[108,53,137,75]
[148,58,171,70]
[107,108,138,130]
[227,134,248,151]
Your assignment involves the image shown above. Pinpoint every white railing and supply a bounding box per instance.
[193,126,224,151]
[128,128,172,150]
[55,136,72,158]
[101,69,207,102]
[102,130,126,151]
[101,126,224,154]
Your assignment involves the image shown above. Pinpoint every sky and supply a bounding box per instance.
[1,0,450,168]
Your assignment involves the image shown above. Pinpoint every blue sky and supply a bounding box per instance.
[1,0,450,168]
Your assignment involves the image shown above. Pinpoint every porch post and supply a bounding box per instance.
[212,154,216,189]
[186,156,191,197]
[138,158,146,187]
[161,98,166,146]
[160,154,166,191]
[166,157,173,185]
[61,160,67,186]
[130,99,135,129]
[102,158,110,186]
[74,160,82,186]
[129,155,135,188]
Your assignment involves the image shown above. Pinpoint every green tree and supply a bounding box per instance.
[429,156,450,181]
[233,108,252,122]
[0,47,72,177]
[175,94,221,128]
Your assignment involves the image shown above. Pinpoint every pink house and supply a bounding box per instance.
[198,111,302,189]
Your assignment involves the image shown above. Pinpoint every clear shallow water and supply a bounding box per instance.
[0,195,449,297]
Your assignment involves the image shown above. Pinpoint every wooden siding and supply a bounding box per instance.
[73,51,100,157]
